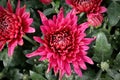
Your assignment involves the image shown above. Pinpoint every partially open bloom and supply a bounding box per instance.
[0,0,35,56]
[26,8,94,80]
[40,0,52,5]
[87,12,103,27]
[66,0,107,27]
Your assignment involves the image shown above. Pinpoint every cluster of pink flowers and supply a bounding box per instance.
[0,0,106,80]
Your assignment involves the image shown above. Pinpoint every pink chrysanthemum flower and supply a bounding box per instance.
[0,0,35,56]
[40,0,52,5]
[65,0,107,27]
[26,8,94,80]
[66,0,102,13]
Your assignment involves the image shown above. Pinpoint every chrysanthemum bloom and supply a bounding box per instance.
[66,0,107,27]
[40,0,52,5]
[0,0,35,56]
[26,8,94,80]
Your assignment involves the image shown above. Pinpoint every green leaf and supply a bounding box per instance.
[0,49,12,67]
[30,71,46,80]
[45,70,57,80]
[34,64,47,75]
[92,32,112,62]
[108,2,120,26]
[0,0,7,7]
[114,74,120,80]
[43,8,55,16]
[107,69,120,80]
[106,69,118,78]
[113,52,120,70]
[8,69,23,80]
[0,48,26,67]
[115,52,120,62]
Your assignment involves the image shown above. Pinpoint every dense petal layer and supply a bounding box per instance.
[26,8,94,80]
[0,0,34,56]
[8,40,18,57]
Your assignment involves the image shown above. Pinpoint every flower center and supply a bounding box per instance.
[0,15,9,30]
[49,30,72,54]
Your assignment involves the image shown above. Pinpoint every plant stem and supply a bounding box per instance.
[94,69,102,80]
[23,35,38,46]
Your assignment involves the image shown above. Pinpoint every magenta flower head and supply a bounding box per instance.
[40,0,52,5]
[26,8,94,80]
[66,0,102,13]
[66,0,107,27]
[0,0,35,57]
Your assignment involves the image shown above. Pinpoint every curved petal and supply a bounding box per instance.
[7,0,13,12]
[65,62,71,76]
[18,38,24,46]
[26,27,35,33]
[33,36,45,44]
[73,62,82,77]
[26,47,45,58]
[79,60,87,70]
[83,56,94,64]
[8,40,18,57]
[0,41,5,51]
[78,22,89,33]
[99,6,107,13]
[65,0,72,5]
[38,10,49,26]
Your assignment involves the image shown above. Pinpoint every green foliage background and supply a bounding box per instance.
[0,0,120,80]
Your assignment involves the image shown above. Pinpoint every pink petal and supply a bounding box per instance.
[18,39,24,46]
[40,25,48,34]
[15,0,21,15]
[26,27,35,33]
[99,6,107,13]
[47,63,52,73]
[65,62,71,76]
[0,41,5,51]
[26,47,45,58]
[78,22,89,33]
[8,40,18,57]
[16,0,20,11]
[83,56,94,64]
[33,36,44,44]
[26,51,40,58]
[53,15,57,23]
[38,10,49,26]
[47,52,53,58]
[53,66,59,75]
[7,0,13,12]
[82,38,94,45]
[56,8,64,24]
[65,0,72,5]
[39,56,46,61]
[81,45,89,50]
[59,69,65,80]
[73,62,82,77]
[79,60,87,70]
[0,6,4,11]
[22,12,30,19]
